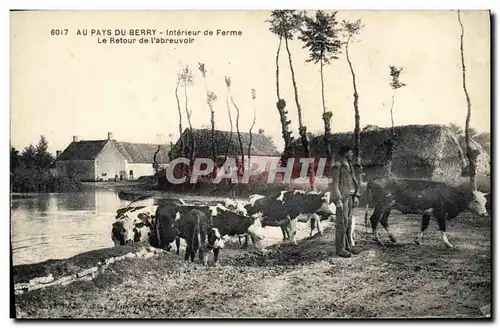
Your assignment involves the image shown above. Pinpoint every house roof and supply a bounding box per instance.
[113,142,170,164]
[57,140,109,161]
[170,128,281,158]
[57,140,171,163]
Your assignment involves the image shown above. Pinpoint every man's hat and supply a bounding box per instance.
[339,145,353,156]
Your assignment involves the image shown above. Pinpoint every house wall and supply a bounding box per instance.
[125,163,155,180]
[56,160,95,181]
[94,143,126,181]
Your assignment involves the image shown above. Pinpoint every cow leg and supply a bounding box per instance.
[309,215,316,237]
[288,215,298,245]
[249,235,257,248]
[213,248,220,266]
[202,250,210,266]
[345,197,358,253]
[370,205,383,245]
[379,208,396,243]
[175,237,180,255]
[437,214,453,248]
[198,232,206,264]
[156,225,162,249]
[242,235,250,249]
[280,224,288,241]
[312,213,323,236]
[414,209,432,245]
[184,245,191,261]
[192,234,199,262]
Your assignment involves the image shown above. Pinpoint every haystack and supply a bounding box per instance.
[457,137,490,177]
[295,124,468,184]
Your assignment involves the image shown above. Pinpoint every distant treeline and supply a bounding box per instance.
[10,136,81,193]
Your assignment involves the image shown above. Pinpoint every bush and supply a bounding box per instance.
[11,167,81,193]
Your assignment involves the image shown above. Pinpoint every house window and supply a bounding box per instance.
[129,170,134,179]
[102,173,107,176]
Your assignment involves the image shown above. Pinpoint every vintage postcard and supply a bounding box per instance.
[10,9,491,319]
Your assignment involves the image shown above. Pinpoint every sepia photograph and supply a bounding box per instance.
[10,9,491,319]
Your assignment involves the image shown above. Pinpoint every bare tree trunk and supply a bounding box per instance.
[346,39,362,186]
[386,89,398,178]
[389,90,396,137]
[458,10,477,190]
[184,84,195,188]
[175,79,183,156]
[285,37,313,189]
[153,145,160,185]
[275,35,294,171]
[320,57,332,164]
[248,95,256,172]
[320,57,326,116]
[225,85,234,162]
[202,77,217,180]
[231,97,245,166]
[276,36,283,100]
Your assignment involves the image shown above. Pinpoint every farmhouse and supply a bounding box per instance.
[168,128,281,182]
[56,133,171,181]
[294,124,470,184]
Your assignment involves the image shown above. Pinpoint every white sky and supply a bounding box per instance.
[10,10,490,154]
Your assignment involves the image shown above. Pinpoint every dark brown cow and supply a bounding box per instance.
[175,208,215,265]
[365,178,488,248]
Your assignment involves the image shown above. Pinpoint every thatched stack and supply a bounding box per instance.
[457,137,491,177]
[295,124,467,184]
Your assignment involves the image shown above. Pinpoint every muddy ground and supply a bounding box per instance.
[14,209,491,319]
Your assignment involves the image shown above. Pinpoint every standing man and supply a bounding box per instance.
[330,145,361,258]
[229,156,240,199]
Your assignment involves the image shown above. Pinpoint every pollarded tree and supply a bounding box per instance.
[174,68,184,156]
[266,10,295,162]
[268,11,309,159]
[342,19,365,186]
[248,88,257,170]
[386,65,406,177]
[389,65,406,136]
[229,80,245,169]
[224,76,234,162]
[457,10,478,190]
[198,63,218,177]
[179,65,195,183]
[300,10,342,163]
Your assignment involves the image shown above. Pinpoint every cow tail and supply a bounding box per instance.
[364,204,369,233]
[364,184,371,233]
[155,215,161,249]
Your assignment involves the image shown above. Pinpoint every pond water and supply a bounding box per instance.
[10,189,155,266]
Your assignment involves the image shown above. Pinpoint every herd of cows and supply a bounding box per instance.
[111,178,490,266]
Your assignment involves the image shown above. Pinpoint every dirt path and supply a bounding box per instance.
[14,210,491,319]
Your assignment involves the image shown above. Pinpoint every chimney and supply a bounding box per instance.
[108,132,113,141]
[56,150,62,158]
[73,136,78,142]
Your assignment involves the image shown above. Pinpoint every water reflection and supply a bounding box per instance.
[10,189,155,266]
